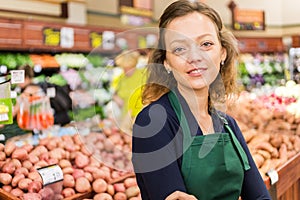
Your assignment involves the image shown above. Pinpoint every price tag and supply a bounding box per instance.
[102,31,115,50]
[0,113,9,122]
[267,169,279,185]
[43,28,60,46]
[0,98,13,125]
[37,164,63,186]
[47,87,56,98]
[0,134,5,141]
[89,32,102,48]
[10,91,17,98]
[10,70,25,84]
[61,27,74,48]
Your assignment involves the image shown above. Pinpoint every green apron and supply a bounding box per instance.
[168,91,250,200]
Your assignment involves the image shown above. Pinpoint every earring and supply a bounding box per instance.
[166,68,171,74]
[221,60,224,66]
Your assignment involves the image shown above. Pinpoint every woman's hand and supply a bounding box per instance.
[165,191,198,200]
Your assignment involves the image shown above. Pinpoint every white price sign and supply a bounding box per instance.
[37,164,63,186]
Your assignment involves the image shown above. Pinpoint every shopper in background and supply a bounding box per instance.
[131,0,271,200]
[110,50,146,133]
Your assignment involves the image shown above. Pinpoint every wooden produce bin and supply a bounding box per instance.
[265,152,300,200]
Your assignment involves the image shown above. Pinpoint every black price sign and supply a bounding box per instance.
[43,28,60,46]
[89,32,102,48]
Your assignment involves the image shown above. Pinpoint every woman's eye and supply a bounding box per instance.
[200,42,213,49]
[172,47,186,54]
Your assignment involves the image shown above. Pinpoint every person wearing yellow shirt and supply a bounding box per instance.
[111,50,147,133]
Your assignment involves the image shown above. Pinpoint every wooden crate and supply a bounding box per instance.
[265,152,300,200]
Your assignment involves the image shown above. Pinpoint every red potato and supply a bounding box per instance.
[49,148,66,160]
[93,193,113,200]
[18,178,33,190]
[11,173,25,187]
[12,148,28,160]
[75,153,90,168]
[28,181,43,193]
[92,170,106,180]
[106,184,115,196]
[84,166,99,173]
[11,158,22,168]
[74,134,85,145]
[21,143,34,153]
[0,173,12,185]
[81,145,93,156]
[64,143,77,152]
[63,174,75,188]
[114,192,127,200]
[2,161,16,174]
[59,159,72,168]
[22,192,42,200]
[62,187,76,198]
[0,161,5,168]
[4,142,16,156]
[39,152,50,161]
[2,185,12,192]
[15,167,29,177]
[47,158,59,165]
[103,140,114,152]
[22,160,33,170]
[0,151,6,161]
[125,186,140,198]
[111,171,122,179]
[89,156,101,168]
[30,145,48,157]
[92,178,108,193]
[11,188,24,197]
[114,183,126,193]
[39,187,55,200]
[28,171,42,182]
[39,137,51,146]
[124,178,137,188]
[62,166,74,174]
[75,177,92,193]
[0,143,4,151]
[46,139,58,150]
[73,168,85,179]
[34,160,49,169]
[128,197,141,200]
[28,154,39,164]
[85,172,94,182]
[70,151,79,160]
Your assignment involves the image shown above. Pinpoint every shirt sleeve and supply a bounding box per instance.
[227,116,272,200]
[132,103,186,200]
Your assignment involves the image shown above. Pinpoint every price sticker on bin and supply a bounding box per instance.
[37,164,63,186]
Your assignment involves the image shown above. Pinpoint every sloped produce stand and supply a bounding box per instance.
[264,152,300,200]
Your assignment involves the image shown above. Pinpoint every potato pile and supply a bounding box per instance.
[0,132,140,200]
[227,92,300,179]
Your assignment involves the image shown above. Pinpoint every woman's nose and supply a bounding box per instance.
[186,44,203,64]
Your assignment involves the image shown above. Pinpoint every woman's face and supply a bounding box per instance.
[164,12,226,91]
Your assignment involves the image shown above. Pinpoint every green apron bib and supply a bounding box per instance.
[168,91,250,200]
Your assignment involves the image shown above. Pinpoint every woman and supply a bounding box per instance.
[131,0,271,199]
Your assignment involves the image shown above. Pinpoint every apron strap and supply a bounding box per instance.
[217,114,251,171]
[168,91,193,149]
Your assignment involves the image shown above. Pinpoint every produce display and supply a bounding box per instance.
[0,127,141,200]
[238,53,287,89]
[227,83,300,179]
